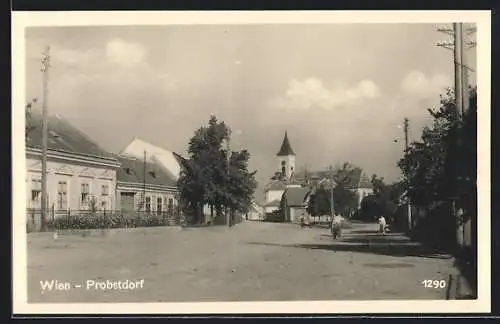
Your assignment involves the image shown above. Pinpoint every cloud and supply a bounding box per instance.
[270,78,381,111]
[50,46,98,65]
[400,71,452,98]
[105,39,147,67]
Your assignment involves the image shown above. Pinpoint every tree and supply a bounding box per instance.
[306,185,331,222]
[227,149,258,215]
[397,87,473,209]
[397,86,477,242]
[330,162,358,217]
[177,115,257,225]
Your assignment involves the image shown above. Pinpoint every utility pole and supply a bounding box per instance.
[40,46,50,232]
[329,165,335,223]
[437,22,476,117]
[437,22,476,248]
[454,23,465,118]
[142,150,147,219]
[226,138,231,228]
[403,117,412,230]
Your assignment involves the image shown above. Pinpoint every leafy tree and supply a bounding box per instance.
[397,86,477,232]
[331,163,359,217]
[227,149,258,215]
[306,185,331,221]
[178,115,257,225]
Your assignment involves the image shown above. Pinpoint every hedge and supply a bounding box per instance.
[53,213,175,230]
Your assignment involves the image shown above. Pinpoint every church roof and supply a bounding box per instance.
[277,131,295,156]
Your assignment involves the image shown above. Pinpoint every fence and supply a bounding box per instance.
[26,208,183,232]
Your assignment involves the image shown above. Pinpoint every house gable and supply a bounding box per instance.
[79,167,96,178]
[54,164,74,176]
[98,169,114,180]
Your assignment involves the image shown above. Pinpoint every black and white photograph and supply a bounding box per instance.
[12,11,490,314]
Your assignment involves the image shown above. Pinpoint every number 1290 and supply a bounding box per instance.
[422,279,446,288]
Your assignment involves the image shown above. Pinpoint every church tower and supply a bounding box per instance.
[276,131,296,180]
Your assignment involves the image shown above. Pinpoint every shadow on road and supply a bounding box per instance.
[246,229,453,260]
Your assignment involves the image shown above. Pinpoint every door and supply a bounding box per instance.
[120,192,135,212]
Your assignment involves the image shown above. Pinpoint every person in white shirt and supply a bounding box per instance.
[378,216,387,235]
[331,214,344,240]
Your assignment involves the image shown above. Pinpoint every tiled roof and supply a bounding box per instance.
[358,173,373,189]
[264,180,288,191]
[120,138,182,181]
[116,155,177,188]
[284,187,310,207]
[264,199,281,207]
[294,167,366,189]
[277,131,295,156]
[26,111,116,160]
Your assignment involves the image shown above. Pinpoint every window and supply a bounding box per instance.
[57,181,68,210]
[151,195,156,212]
[31,179,41,207]
[168,198,174,213]
[145,196,151,213]
[80,183,90,208]
[100,185,109,210]
[157,197,163,215]
[281,160,286,175]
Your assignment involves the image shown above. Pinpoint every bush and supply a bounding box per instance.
[53,212,171,230]
[264,211,284,222]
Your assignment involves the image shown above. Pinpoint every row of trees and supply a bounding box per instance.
[177,115,258,225]
[358,175,404,222]
[397,87,477,225]
[355,86,476,239]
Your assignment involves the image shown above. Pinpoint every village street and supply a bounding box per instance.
[28,221,458,303]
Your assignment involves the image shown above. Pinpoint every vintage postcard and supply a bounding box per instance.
[12,10,491,315]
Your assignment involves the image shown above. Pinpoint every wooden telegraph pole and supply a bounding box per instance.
[329,165,335,222]
[40,46,50,232]
[437,22,476,248]
[403,117,412,230]
[226,137,231,228]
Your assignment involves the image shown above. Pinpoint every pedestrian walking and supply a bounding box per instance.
[331,214,343,240]
[378,215,387,235]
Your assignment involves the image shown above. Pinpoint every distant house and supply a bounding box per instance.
[247,201,264,221]
[263,180,287,214]
[25,112,121,226]
[280,187,310,223]
[294,167,373,209]
[115,154,179,215]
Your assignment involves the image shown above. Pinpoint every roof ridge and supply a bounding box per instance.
[54,114,108,152]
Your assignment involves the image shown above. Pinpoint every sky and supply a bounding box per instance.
[24,24,477,201]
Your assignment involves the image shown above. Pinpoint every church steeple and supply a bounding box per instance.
[277,131,295,156]
[276,131,296,181]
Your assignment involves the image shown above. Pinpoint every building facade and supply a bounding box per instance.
[115,154,179,215]
[25,113,121,227]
